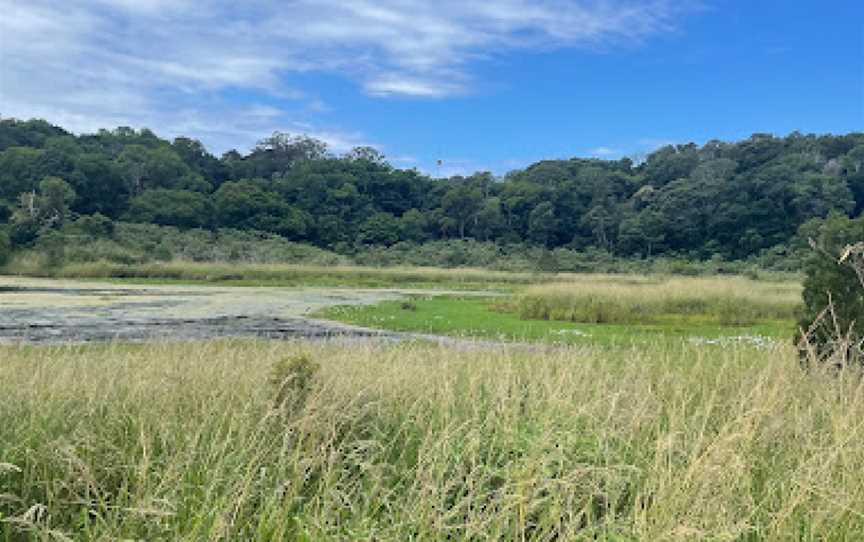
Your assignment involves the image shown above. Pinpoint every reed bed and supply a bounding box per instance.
[6,259,546,288]
[1,339,862,540]
[4,257,799,291]
[516,275,802,325]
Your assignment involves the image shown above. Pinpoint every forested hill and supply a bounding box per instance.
[1,117,863,261]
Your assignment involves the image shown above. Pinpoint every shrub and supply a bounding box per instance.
[152,243,173,262]
[8,219,39,247]
[0,228,11,266]
[72,213,115,238]
[797,214,864,366]
[37,231,66,269]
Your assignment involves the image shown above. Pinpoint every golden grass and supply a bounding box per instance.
[3,256,799,292]
[3,257,550,288]
[2,339,863,540]
[516,275,803,325]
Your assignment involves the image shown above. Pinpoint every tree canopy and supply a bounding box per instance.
[1,117,862,261]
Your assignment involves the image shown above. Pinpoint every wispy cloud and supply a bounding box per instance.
[365,75,465,98]
[588,146,624,157]
[0,0,698,153]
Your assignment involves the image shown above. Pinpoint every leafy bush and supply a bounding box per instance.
[0,228,11,266]
[797,214,864,365]
[71,213,115,238]
[37,231,66,268]
[8,219,39,247]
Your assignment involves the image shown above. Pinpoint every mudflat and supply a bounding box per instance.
[0,277,426,344]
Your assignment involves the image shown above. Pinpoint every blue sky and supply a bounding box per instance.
[1,0,862,176]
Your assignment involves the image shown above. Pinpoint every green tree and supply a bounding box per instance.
[214,180,308,238]
[579,203,617,251]
[72,213,115,238]
[359,212,401,246]
[618,210,666,257]
[442,185,482,239]
[0,147,44,200]
[473,197,504,241]
[36,176,76,228]
[528,202,558,247]
[126,189,212,228]
[249,132,329,177]
[789,172,854,220]
[344,146,387,165]
[12,176,76,232]
[400,209,431,243]
[70,153,129,217]
[117,145,207,196]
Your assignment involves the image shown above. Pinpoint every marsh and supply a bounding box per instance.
[0,277,431,344]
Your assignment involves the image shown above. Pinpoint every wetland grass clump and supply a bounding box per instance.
[2,339,864,539]
[516,275,802,326]
[270,353,320,411]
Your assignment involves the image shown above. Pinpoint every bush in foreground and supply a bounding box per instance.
[798,214,864,365]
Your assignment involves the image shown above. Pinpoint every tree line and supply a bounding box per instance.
[1,117,862,262]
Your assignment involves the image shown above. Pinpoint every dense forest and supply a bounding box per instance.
[1,117,862,266]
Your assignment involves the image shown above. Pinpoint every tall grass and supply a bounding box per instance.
[2,258,558,289]
[2,340,863,540]
[61,260,547,288]
[516,275,803,325]
[2,253,801,294]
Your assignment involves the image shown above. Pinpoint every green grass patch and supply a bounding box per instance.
[318,296,794,346]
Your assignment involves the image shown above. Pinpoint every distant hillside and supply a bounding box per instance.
[1,117,862,262]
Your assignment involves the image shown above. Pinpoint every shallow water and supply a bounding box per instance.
[0,277,435,344]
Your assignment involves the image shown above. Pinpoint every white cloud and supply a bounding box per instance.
[0,0,698,153]
[365,75,465,98]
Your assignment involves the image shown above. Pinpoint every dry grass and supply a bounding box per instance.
[516,275,802,325]
[3,258,552,288]
[2,339,863,540]
[4,257,799,292]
